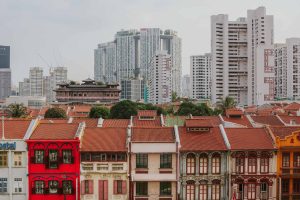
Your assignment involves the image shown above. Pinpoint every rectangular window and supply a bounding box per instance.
[48,150,58,169]
[248,157,257,174]
[81,153,91,162]
[160,154,172,168]
[282,179,289,194]
[212,156,221,174]
[84,180,93,194]
[136,154,148,168]
[260,183,268,200]
[62,180,72,194]
[236,157,244,174]
[247,183,256,200]
[160,182,171,196]
[113,180,126,195]
[14,178,23,193]
[295,153,300,167]
[0,178,8,193]
[48,180,59,194]
[34,150,44,164]
[62,150,72,164]
[211,183,220,200]
[199,184,207,200]
[237,184,243,200]
[260,157,269,173]
[282,153,290,167]
[294,179,300,193]
[35,180,44,194]
[186,183,195,200]
[0,152,8,167]
[13,152,23,167]
[136,182,147,196]
[199,156,208,174]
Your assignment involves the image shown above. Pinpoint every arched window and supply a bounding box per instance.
[235,152,245,174]
[199,154,208,174]
[248,152,257,174]
[211,180,220,200]
[260,180,269,200]
[199,180,208,200]
[186,181,195,200]
[247,180,257,200]
[186,154,196,175]
[212,153,221,174]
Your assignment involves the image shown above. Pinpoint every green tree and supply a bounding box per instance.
[89,106,110,119]
[110,100,138,119]
[172,92,178,102]
[177,102,197,116]
[44,107,67,119]
[194,103,214,116]
[8,103,28,118]
[218,96,236,114]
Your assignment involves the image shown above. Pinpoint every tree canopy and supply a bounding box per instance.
[44,107,67,119]
[89,106,110,119]
[8,103,28,118]
[110,100,138,119]
[217,96,236,114]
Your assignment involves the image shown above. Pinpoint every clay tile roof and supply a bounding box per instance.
[40,119,69,124]
[269,126,300,139]
[29,123,79,140]
[226,108,244,116]
[251,116,284,126]
[80,127,127,152]
[225,128,275,150]
[39,107,49,116]
[0,119,32,139]
[179,127,227,151]
[185,119,213,128]
[278,116,300,125]
[28,109,40,117]
[191,116,222,127]
[103,119,130,128]
[133,117,162,127]
[131,127,175,142]
[72,105,91,113]
[222,116,253,127]
[284,102,300,111]
[137,110,157,117]
[72,118,98,127]
[68,111,89,118]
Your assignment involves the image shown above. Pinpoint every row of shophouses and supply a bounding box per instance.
[1,111,300,200]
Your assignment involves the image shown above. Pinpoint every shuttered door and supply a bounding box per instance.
[99,180,108,200]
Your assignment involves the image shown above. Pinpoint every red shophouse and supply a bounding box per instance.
[26,122,85,200]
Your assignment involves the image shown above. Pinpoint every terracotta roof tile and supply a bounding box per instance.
[132,117,162,127]
[81,127,127,152]
[38,107,49,116]
[222,116,253,127]
[185,119,213,128]
[29,123,79,140]
[251,116,284,126]
[269,126,300,139]
[40,119,69,124]
[68,111,89,118]
[0,119,32,139]
[278,116,300,125]
[226,108,244,116]
[72,118,98,127]
[191,116,222,127]
[103,119,129,127]
[225,128,275,150]
[131,127,175,142]
[137,110,157,117]
[179,127,227,151]
[284,102,300,111]
[72,105,91,113]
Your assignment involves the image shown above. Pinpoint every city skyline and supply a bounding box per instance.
[0,0,299,85]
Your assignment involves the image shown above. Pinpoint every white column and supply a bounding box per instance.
[195,182,199,200]
[196,154,200,175]
[182,182,186,200]
[208,183,212,200]
[208,154,212,175]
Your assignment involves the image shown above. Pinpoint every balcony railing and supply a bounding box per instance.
[81,162,126,172]
[281,167,300,175]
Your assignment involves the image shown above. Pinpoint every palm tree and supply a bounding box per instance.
[218,96,236,114]
[8,103,28,118]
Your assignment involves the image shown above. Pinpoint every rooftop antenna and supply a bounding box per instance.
[2,116,5,140]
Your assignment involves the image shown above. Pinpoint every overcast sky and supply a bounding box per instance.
[0,0,299,86]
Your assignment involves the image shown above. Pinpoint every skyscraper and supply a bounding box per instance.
[211,7,274,106]
[148,51,172,104]
[29,67,43,96]
[94,42,117,83]
[181,74,191,98]
[0,46,11,100]
[94,28,182,96]
[275,38,300,100]
[190,53,212,100]
[19,78,30,96]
